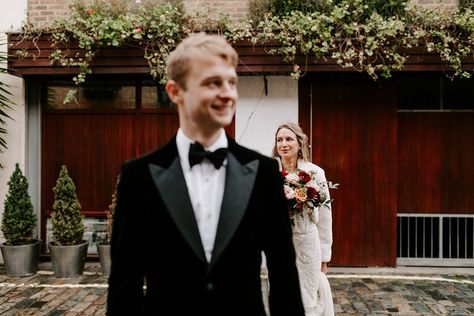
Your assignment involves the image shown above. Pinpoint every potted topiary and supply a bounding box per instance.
[96,174,119,278]
[48,165,88,278]
[0,163,39,276]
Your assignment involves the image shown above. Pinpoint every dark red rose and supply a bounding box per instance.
[306,186,317,199]
[281,169,288,177]
[298,171,311,183]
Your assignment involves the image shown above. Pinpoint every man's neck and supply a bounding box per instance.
[181,126,223,148]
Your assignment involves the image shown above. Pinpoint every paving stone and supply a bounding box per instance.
[426,302,449,315]
[426,289,447,300]
[2,263,474,315]
[438,299,455,306]
[340,303,355,312]
[69,302,92,313]
[411,302,432,314]
[352,301,370,313]
[93,308,106,315]
[403,295,420,302]
[333,304,343,313]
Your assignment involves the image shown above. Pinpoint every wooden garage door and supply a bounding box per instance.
[300,73,398,267]
[41,77,234,248]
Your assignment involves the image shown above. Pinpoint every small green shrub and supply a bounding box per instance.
[1,163,36,245]
[51,165,85,246]
[105,174,119,243]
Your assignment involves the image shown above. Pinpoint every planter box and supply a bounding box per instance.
[8,33,474,77]
[0,240,40,277]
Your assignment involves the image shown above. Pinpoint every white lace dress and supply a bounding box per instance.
[286,160,334,316]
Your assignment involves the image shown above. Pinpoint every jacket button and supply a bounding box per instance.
[206,283,214,291]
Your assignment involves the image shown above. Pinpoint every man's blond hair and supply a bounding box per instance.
[166,33,238,89]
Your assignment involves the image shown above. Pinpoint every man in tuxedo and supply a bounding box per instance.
[107,33,304,316]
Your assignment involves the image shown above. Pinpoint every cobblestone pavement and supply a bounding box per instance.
[329,267,474,315]
[0,263,473,315]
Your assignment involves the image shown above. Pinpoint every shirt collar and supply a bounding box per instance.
[176,128,228,170]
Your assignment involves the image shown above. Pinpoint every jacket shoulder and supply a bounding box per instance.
[122,136,178,172]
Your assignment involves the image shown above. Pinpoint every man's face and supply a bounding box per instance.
[168,54,238,134]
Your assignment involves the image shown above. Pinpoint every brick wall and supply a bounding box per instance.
[185,1,249,21]
[28,0,73,26]
[27,0,250,27]
[26,0,458,28]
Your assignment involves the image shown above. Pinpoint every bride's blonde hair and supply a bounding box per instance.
[271,122,310,161]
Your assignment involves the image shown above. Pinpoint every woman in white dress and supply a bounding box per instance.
[272,123,334,316]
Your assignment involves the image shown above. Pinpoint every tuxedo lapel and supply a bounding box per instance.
[210,153,259,270]
[149,159,207,264]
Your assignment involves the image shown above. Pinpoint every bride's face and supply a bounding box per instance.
[276,128,300,161]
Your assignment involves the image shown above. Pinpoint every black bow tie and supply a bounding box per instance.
[189,142,228,169]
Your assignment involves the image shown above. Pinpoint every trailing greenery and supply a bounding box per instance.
[1,163,36,246]
[250,0,410,18]
[14,0,474,84]
[33,0,188,101]
[0,43,13,162]
[234,0,474,79]
[51,165,85,246]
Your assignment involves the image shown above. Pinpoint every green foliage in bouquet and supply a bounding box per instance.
[51,165,85,246]
[1,163,36,245]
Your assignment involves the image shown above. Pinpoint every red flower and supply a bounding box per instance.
[306,186,317,199]
[136,27,142,33]
[86,8,95,15]
[281,168,336,226]
[298,170,311,183]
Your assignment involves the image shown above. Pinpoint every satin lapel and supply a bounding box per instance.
[148,159,207,264]
[210,153,259,270]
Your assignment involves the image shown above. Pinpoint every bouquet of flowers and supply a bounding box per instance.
[281,169,333,223]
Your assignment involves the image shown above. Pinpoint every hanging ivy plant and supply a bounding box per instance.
[16,0,189,102]
[234,0,474,79]
[12,0,474,86]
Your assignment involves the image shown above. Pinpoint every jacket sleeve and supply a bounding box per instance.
[263,159,305,316]
[315,167,333,263]
[107,163,146,315]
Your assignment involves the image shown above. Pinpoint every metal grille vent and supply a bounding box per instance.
[397,214,474,266]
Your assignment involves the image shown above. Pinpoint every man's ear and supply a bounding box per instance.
[165,80,183,105]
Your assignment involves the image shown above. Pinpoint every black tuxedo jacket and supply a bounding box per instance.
[107,135,304,316]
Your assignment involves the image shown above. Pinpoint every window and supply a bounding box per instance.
[45,78,175,111]
[47,79,136,109]
[397,73,474,111]
[141,80,174,109]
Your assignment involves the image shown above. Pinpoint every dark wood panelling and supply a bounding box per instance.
[140,113,179,154]
[398,113,474,214]
[302,74,398,267]
[42,113,138,217]
[41,104,236,246]
[9,34,474,76]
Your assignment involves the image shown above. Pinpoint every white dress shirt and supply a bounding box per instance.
[176,128,228,262]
